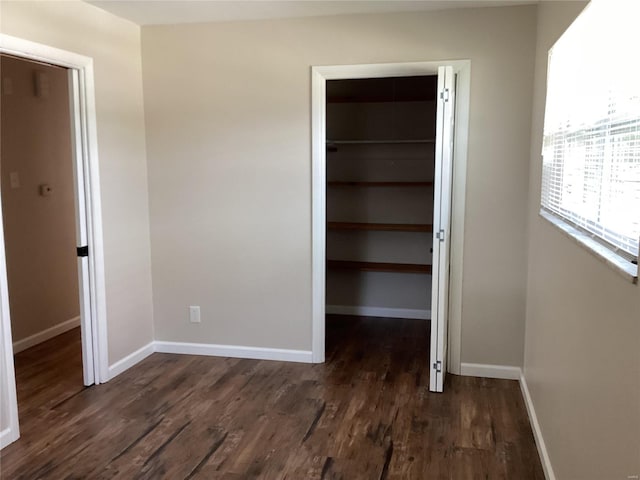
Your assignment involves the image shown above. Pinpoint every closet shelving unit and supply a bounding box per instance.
[325,176,434,273]
[325,76,436,278]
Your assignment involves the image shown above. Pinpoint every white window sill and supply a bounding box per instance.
[539,210,638,285]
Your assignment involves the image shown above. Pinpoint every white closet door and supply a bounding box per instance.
[68,69,94,386]
[430,66,456,393]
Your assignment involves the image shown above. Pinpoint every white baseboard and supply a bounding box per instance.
[154,341,313,363]
[108,340,313,380]
[12,316,80,354]
[326,305,430,320]
[0,427,19,449]
[108,342,154,380]
[520,372,555,480]
[460,362,521,380]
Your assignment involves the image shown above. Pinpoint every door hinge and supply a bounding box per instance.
[440,88,450,102]
[435,229,445,242]
[433,361,442,373]
[77,246,89,257]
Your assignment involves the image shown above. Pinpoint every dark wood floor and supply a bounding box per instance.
[1,316,544,479]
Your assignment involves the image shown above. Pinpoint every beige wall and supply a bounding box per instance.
[0,1,154,364]
[142,6,537,364]
[524,2,640,478]
[1,55,79,343]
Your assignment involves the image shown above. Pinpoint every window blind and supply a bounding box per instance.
[541,0,640,262]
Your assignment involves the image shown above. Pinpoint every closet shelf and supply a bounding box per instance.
[327,222,433,232]
[327,260,432,274]
[328,181,433,187]
[326,139,435,145]
[327,96,432,104]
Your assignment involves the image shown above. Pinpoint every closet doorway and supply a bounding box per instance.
[0,35,108,448]
[311,62,469,393]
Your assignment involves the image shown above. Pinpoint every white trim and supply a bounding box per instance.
[0,34,109,449]
[108,342,155,380]
[0,200,19,448]
[326,305,430,320]
[311,61,470,373]
[12,316,81,354]
[444,63,470,376]
[311,67,326,364]
[0,427,19,450]
[0,34,109,385]
[154,341,313,364]
[460,362,522,380]
[520,372,556,480]
[81,55,109,385]
[1,34,91,69]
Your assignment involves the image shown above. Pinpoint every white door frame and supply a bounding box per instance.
[310,61,470,373]
[0,34,109,448]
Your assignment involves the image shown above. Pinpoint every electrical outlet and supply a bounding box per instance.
[189,306,201,323]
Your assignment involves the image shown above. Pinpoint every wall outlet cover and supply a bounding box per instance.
[189,306,201,323]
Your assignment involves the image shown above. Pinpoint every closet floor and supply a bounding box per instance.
[0,316,544,479]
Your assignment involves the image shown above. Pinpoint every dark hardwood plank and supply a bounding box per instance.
[0,320,544,479]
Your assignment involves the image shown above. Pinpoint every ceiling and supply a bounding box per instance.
[87,0,535,26]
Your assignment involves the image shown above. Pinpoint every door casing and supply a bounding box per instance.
[0,34,109,448]
[310,61,470,384]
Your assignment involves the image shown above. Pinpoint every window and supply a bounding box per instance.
[541,0,639,278]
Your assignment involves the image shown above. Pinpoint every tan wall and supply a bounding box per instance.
[142,5,537,364]
[524,2,640,478]
[1,55,79,343]
[0,1,154,364]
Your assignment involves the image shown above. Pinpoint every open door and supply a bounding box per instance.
[430,66,455,393]
[68,69,94,386]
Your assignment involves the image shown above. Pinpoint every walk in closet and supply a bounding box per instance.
[325,76,438,319]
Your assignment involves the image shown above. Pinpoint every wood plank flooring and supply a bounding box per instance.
[0,316,544,479]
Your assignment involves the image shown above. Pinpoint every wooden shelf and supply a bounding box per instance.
[327,96,432,104]
[328,181,433,187]
[327,260,432,274]
[327,139,435,145]
[327,222,432,232]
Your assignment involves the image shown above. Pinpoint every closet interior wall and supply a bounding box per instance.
[325,76,437,317]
